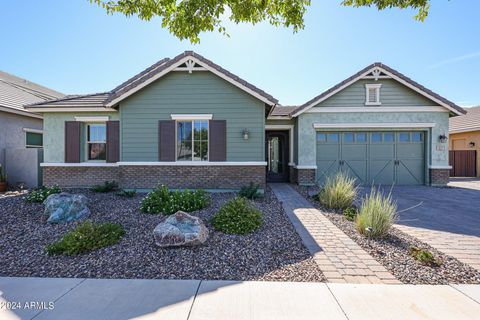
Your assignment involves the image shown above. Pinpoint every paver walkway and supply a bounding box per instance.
[2,277,479,320]
[448,177,480,191]
[360,185,480,272]
[270,183,400,284]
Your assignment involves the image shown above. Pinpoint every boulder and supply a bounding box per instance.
[44,193,90,223]
[153,211,208,247]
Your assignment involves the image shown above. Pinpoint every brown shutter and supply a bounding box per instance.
[209,120,227,161]
[159,120,176,161]
[65,121,81,163]
[106,121,120,163]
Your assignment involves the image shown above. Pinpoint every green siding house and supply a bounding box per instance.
[26,51,465,189]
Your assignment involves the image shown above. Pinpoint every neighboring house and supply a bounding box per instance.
[25,51,465,189]
[0,71,64,187]
[449,106,480,177]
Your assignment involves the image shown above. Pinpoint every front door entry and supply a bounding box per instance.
[266,131,289,182]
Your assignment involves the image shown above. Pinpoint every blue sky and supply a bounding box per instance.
[1,1,479,107]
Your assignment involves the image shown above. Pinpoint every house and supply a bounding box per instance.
[25,51,465,189]
[0,71,63,187]
[449,106,480,177]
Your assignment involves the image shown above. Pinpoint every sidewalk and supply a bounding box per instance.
[270,183,399,284]
[1,277,479,320]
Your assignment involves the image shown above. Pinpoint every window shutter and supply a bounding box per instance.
[158,120,176,161]
[106,121,120,163]
[209,120,227,161]
[65,121,81,163]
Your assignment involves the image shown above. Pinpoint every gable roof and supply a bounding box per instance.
[269,105,298,117]
[26,51,278,111]
[0,70,64,118]
[290,63,466,117]
[449,106,480,134]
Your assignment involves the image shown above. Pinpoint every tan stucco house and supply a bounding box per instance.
[449,106,480,177]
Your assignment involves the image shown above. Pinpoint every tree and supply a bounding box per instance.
[90,0,431,43]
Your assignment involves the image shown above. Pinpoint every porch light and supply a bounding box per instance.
[242,128,250,140]
[469,141,476,148]
[439,134,448,143]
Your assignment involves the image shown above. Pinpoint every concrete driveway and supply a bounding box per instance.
[360,185,480,271]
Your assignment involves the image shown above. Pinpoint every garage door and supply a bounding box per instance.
[316,131,425,185]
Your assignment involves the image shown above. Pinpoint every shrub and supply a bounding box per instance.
[318,172,357,210]
[140,185,209,215]
[212,197,262,235]
[356,187,397,238]
[46,221,125,256]
[409,247,441,266]
[343,207,357,221]
[26,185,61,203]
[117,189,137,198]
[91,181,118,193]
[238,182,261,199]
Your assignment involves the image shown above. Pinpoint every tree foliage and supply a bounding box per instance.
[90,0,431,43]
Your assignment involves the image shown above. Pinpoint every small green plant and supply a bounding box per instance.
[212,197,262,235]
[26,185,61,203]
[91,181,118,193]
[117,189,137,198]
[356,187,397,238]
[46,221,125,256]
[409,247,441,266]
[318,172,358,210]
[238,182,261,199]
[0,168,7,183]
[140,185,209,215]
[343,207,357,221]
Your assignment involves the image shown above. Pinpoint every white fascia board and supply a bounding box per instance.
[305,106,448,113]
[313,122,436,129]
[0,106,43,119]
[428,165,452,169]
[449,127,480,134]
[171,114,213,120]
[106,55,276,107]
[75,116,110,122]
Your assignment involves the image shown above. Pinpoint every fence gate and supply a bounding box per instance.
[449,150,477,177]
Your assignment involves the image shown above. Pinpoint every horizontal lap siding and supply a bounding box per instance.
[315,79,436,107]
[120,72,264,162]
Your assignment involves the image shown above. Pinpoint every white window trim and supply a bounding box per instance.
[365,84,382,106]
[75,116,110,122]
[85,122,107,162]
[175,119,210,162]
[265,124,294,165]
[171,114,213,120]
[24,128,43,148]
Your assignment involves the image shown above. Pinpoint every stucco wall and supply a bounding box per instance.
[0,111,42,168]
[297,112,450,168]
[449,130,480,177]
[43,112,119,163]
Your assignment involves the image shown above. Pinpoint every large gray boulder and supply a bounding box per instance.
[44,193,90,223]
[153,211,208,247]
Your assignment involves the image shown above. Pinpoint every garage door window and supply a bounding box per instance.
[371,132,382,143]
[344,133,354,143]
[316,133,327,142]
[383,132,394,142]
[399,132,410,142]
[327,133,339,143]
[356,133,367,143]
[412,132,423,142]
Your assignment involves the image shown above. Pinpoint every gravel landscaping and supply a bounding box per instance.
[0,187,325,282]
[293,185,480,284]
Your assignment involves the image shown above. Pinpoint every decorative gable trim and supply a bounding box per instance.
[291,63,465,117]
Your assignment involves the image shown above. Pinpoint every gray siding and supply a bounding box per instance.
[315,79,436,108]
[120,72,265,162]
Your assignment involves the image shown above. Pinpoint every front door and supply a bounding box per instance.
[266,131,289,182]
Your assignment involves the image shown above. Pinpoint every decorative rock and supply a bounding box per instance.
[44,193,90,223]
[153,211,208,247]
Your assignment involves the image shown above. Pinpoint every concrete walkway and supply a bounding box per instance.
[448,177,480,191]
[270,183,399,284]
[1,277,479,320]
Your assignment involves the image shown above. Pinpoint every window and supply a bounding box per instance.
[177,120,209,161]
[365,84,382,105]
[356,133,367,143]
[399,132,410,142]
[383,132,394,142]
[25,132,43,148]
[86,123,106,161]
[371,132,382,143]
[412,132,423,142]
[327,133,339,142]
[316,133,327,142]
[343,132,354,143]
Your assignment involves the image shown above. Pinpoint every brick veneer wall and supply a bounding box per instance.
[42,165,266,189]
[43,166,119,187]
[430,168,450,186]
[296,168,316,185]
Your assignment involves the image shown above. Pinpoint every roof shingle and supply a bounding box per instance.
[449,106,480,133]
